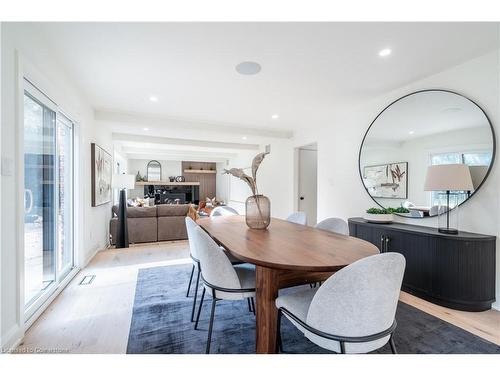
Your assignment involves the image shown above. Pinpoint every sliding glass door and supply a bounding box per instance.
[23,80,75,315]
[23,91,56,307]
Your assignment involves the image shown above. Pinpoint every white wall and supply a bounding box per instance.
[293,51,500,309]
[216,161,230,204]
[112,147,129,204]
[0,23,113,349]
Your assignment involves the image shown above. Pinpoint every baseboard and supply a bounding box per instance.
[1,323,23,352]
[81,240,108,268]
[491,301,499,311]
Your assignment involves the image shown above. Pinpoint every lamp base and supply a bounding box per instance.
[438,227,458,235]
[116,189,129,248]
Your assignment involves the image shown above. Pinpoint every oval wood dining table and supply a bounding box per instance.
[197,215,379,354]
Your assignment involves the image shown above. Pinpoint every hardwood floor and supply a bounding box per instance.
[399,292,500,346]
[17,241,191,354]
[17,241,500,353]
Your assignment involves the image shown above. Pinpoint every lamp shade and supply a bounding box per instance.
[424,164,473,191]
[112,174,135,189]
[468,165,488,190]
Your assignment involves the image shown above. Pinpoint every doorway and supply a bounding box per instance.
[297,143,318,226]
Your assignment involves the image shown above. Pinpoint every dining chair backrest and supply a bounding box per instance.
[210,206,239,217]
[185,217,200,261]
[315,218,349,235]
[286,211,307,225]
[192,226,241,290]
[306,252,405,352]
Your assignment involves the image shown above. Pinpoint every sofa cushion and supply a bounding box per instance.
[158,216,188,241]
[157,204,190,217]
[128,217,158,243]
[127,206,157,218]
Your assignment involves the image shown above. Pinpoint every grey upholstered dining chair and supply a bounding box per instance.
[286,211,307,225]
[276,252,405,354]
[315,217,349,235]
[191,225,256,353]
[185,217,203,322]
[210,206,239,217]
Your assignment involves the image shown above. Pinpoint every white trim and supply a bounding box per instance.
[15,51,26,344]
[0,23,3,349]
[1,324,23,353]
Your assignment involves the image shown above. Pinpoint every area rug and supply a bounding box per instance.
[127,264,500,354]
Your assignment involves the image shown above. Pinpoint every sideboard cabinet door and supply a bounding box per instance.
[348,224,386,252]
[386,231,433,295]
[432,238,496,310]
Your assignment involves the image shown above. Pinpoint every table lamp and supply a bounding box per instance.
[112,174,136,248]
[424,164,473,234]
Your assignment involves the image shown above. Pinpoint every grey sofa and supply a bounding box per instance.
[109,204,189,245]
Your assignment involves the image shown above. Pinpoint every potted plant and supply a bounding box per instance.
[363,207,409,223]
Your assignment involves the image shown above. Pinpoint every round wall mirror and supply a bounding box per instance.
[147,160,162,181]
[359,89,495,218]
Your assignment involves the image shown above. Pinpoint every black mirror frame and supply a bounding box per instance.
[147,160,162,182]
[358,89,496,218]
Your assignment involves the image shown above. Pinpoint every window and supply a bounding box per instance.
[429,151,492,206]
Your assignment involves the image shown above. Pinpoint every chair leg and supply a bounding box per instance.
[194,287,205,330]
[389,335,397,354]
[190,267,201,322]
[277,309,283,353]
[247,298,252,312]
[340,341,346,354]
[250,297,255,316]
[186,264,195,297]
[206,298,217,354]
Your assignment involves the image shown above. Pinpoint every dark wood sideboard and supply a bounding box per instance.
[348,217,496,312]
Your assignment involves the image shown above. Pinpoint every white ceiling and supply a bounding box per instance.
[33,22,499,133]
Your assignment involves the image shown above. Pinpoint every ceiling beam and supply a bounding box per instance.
[122,146,238,162]
[97,110,293,139]
[112,132,260,150]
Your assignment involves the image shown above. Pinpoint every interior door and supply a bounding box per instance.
[298,147,317,226]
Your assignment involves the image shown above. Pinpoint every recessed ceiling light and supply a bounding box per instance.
[149,96,158,102]
[242,136,247,140]
[235,61,262,75]
[409,130,415,135]
[271,114,279,119]
[378,48,392,57]
[143,127,149,131]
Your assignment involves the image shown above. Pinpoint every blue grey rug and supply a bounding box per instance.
[127,264,500,354]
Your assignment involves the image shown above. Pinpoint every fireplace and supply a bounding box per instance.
[144,184,199,205]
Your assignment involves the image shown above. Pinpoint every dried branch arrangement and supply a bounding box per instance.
[223,150,269,196]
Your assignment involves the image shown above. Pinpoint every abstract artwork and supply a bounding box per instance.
[91,143,112,206]
[363,162,408,199]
